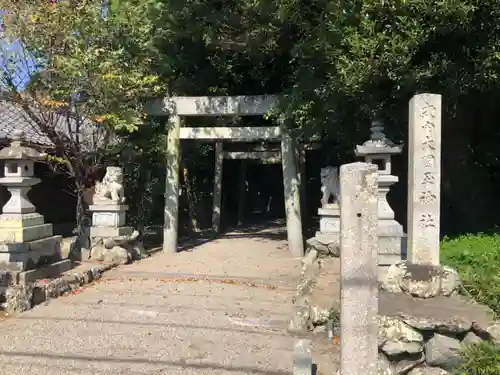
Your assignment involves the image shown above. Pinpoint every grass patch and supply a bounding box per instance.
[442,234,500,374]
[457,342,500,375]
[441,233,500,316]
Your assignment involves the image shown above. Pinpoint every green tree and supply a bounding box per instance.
[149,0,500,233]
[0,0,163,233]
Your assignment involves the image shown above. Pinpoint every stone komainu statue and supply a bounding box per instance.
[93,166,126,204]
[320,166,340,206]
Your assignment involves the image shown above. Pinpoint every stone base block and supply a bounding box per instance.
[318,205,340,234]
[0,259,73,287]
[0,223,53,243]
[89,204,129,212]
[378,265,390,281]
[90,226,134,238]
[17,259,73,285]
[0,213,45,228]
[89,204,128,228]
[379,220,405,237]
[91,211,126,228]
[378,236,403,265]
[318,204,340,216]
[319,216,340,234]
[0,235,63,271]
[377,220,405,267]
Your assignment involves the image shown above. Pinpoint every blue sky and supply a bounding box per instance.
[1,10,34,91]
[0,38,36,90]
[0,2,109,92]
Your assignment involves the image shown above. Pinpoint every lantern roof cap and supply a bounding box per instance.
[0,130,47,160]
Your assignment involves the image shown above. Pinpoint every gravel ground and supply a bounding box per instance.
[0,225,320,375]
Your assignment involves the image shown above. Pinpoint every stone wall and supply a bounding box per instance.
[288,247,339,334]
[289,240,500,375]
[378,314,500,374]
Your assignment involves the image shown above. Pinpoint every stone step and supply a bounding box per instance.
[0,223,53,243]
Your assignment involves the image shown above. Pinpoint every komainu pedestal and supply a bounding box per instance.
[0,130,62,272]
[305,166,341,258]
[314,204,340,256]
[88,167,147,264]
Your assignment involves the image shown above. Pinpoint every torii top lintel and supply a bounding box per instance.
[146,95,281,117]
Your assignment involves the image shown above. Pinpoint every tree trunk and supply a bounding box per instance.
[132,158,153,232]
[75,182,89,236]
[137,169,153,232]
[69,180,91,259]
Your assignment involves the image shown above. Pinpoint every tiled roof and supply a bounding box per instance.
[0,100,116,150]
[0,101,53,146]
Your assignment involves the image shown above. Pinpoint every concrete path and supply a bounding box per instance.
[0,225,308,375]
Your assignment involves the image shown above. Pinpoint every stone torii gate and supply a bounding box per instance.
[147,95,304,257]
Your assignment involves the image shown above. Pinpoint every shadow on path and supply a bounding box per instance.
[13,315,288,337]
[0,350,292,375]
[177,219,287,253]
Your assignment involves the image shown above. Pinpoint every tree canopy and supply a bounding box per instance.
[0,0,163,230]
[2,0,500,233]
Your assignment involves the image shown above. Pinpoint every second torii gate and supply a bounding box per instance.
[147,95,304,257]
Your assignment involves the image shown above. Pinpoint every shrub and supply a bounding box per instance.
[441,233,500,316]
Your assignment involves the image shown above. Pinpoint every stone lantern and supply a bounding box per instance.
[0,130,46,215]
[0,130,62,271]
[355,120,405,273]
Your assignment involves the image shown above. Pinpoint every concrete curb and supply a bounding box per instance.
[2,262,119,315]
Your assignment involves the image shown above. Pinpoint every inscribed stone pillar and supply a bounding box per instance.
[281,125,304,257]
[163,115,181,253]
[212,141,224,233]
[340,162,378,375]
[407,94,442,265]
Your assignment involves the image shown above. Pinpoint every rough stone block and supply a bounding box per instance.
[288,305,311,334]
[425,333,464,370]
[0,269,15,287]
[378,316,424,355]
[17,259,73,285]
[380,261,461,298]
[407,367,452,375]
[4,284,33,314]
